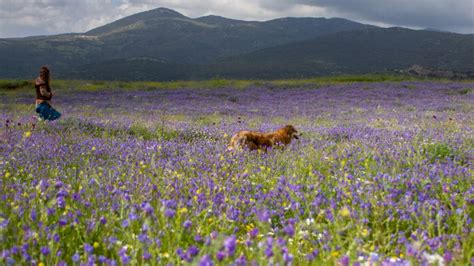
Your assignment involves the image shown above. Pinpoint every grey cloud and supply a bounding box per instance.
[295,0,474,32]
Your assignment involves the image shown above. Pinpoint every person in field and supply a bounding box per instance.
[35,66,61,121]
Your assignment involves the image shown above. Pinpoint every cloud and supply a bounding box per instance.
[0,0,472,38]
[295,0,474,33]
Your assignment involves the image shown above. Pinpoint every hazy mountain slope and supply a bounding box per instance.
[203,27,474,79]
[0,7,375,79]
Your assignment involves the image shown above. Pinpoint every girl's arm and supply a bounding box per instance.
[39,85,52,98]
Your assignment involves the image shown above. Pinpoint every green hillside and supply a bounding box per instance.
[0,7,472,80]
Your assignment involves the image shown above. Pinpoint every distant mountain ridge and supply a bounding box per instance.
[0,7,472,80]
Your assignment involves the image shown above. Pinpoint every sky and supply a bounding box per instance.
[0,0,472,38]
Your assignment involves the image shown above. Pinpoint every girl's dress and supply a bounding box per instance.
[35,78,61,121]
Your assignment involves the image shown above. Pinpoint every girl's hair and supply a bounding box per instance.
[39,66,50,84]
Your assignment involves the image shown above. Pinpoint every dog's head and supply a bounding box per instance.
[284,125,301,140]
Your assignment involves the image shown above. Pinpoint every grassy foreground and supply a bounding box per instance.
[0,78,473,265]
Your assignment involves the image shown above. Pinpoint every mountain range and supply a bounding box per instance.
[0,7,473,81]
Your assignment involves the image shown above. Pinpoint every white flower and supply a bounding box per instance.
[422,252,445,266]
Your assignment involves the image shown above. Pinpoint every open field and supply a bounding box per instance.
[1,79,473,265]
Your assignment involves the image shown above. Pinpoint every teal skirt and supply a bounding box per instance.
[36,102,61,121]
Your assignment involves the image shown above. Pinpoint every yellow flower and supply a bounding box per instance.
[4,172,10,178]
[246,223,254,232]
[93,242,100,248]
[38,263,45,266]
[361,228,369,237]
[340,159,347,168]
[339,207,351,218]
[24,131,32,138]
[331,251,340,257]
[179,207,188,214]
[91,146,96,151]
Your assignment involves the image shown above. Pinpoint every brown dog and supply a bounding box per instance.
[228,125,300,151]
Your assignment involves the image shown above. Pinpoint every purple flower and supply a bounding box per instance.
[283,224,295,237]
[108,236,118,245]
[119,248,130,265]
[40,246,50,256]
[306,249,319,261]
[84,243,93,254]
[216,250,226,261]
[55,181,64,189]
[183,220,192,229]
[187,246,199,257]
[98,255,107,263]
[57,196,66,208]
[30,209,37,221]
[283,252,294,263]
[444,251,452,263]
[0,218,9,229]
[142,202,154,215]
[339,255,350,266]
[249,228,259,239]
[53,233,60,243]
[199,255,214,266]
[235,255,247,266]
[47,208,55,216]
[164,200,177,209]
[121,255,130,265]
[194,234,203,242]
[370,252,380,262]
[265,247,274,258]
[164,209,175,218]
[177,248,185,260]
[223,235,237,256]
[100,216,107,225]
[10,246,19,255]
[2,249,10,259]
[121,219,130,228]
[143,251,151,261]
[72,253,80,262]
[257,209,270,222]
[59,217,68,226]
[138,233,149,243]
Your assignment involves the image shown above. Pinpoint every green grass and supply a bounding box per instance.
[2,74,471,93]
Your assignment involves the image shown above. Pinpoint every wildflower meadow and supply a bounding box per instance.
[0,79,473,265]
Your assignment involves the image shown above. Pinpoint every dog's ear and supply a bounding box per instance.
[285,125,297,133]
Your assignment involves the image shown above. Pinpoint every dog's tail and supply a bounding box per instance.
[227,135,237,151]
[228,134,246,152]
